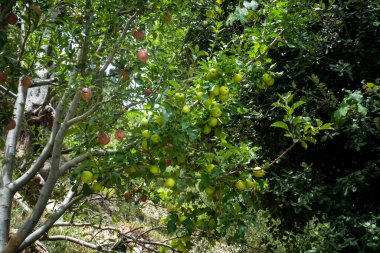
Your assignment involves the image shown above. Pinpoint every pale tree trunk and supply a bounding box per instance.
[0,83,28,251]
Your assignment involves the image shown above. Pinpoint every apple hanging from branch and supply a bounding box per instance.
[98,132,110,145]
[133,27,145,40]
[137,49,149,62]
[81,88,93,101]
[5,13,18,25]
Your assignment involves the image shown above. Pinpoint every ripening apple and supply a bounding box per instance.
[204,98,213,108]
[206,164,214,174]
[81,171,93,184]
[30,6,42,17]
[141,129,151,138]
[205,187,215,196]
[235,180,246,191]
[98,132,110,145]
[150,134,160,143]
[5,13,18,25]
[165,178,175,188]
[164,158,172,167]
[210,86,220,97]
[81,88,92,101]
[162,12,172,24]
[232,73,243,83]
[253,167,265,178]
[208,117,218,127]
[33,175,41,184]
[4,119,16,131]
[0,71,7,83]
[203,125,212,134]
[21,76,33,88]
[144,88,152,96]
[120,69,130,81]
[114,129,125,141]
[133,27,145,40]
[137,49,149,62]
[210,107,222,118]
[219,86,229,95]
[182,105,191,114]
[150,165,160,175]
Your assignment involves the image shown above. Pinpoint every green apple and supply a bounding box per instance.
[206,164,215,174]
[182,105,191,114]
[165,178,176,188]
[174,92,185,100]
[253,166,265,178]
[219,86,229,95]
[204,98,213,108]
[219,93,229,101]
[208,117,218,127]
[150,165,160,174]
[196,91,203,100]
[142,129,151,138]
[81,171,93,184]
[235,180,246,191]
[150,134,160,143]
[246,179,257,189]
[210,107,222,118]
[126,166,136,174]
[262,73,274,86]
[92,182,103,192]
[211,86,220,97]
[209,68,218,78]
[205,186,215,196]
[142,140,148,150]
[203,125,212,134]
[232,73,243,83]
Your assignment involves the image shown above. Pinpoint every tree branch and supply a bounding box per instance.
[99,11,138,74]
[42,236,98,250]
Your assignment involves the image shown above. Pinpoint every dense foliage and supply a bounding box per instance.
[0,0,379,252]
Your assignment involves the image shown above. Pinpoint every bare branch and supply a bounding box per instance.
[42,235,98,250]
[32,78,58,87]
[0,84,17,97]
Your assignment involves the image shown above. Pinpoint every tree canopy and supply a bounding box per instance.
[1,0,379,252]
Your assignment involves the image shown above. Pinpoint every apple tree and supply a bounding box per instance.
[0,0,336,252]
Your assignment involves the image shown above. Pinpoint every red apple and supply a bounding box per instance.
[144,88,152,96]
[137,49,149,62]
[34,175,41,184]
[81,88,92,101]
[114,129,125,141]
[120,69,130,81]
[4,119,16,131]
[164,158,172,167]
[5,13,18,25]
[0,72,6,83]
[98,132,110,145]
[133,27,145,40]
[21,76,33,88]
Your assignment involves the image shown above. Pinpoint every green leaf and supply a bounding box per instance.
[270,121,289,131]
[291,101,306,111]
[300,141,308,149]
[357,104,367,117]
